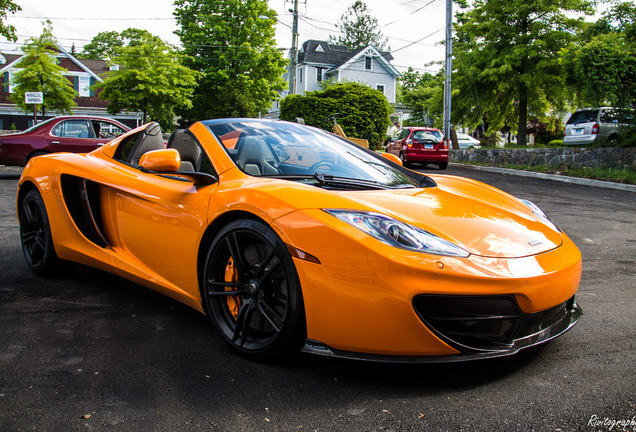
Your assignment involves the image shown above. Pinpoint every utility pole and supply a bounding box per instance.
[289,0,299,95]
[443,0,452,147]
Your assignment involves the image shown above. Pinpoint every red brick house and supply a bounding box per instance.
[0,44,140,130]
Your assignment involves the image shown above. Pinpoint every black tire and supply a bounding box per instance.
[19,189,63,276]
[438,162,448,170]
[202,218,306,360]
[399,152,410,167]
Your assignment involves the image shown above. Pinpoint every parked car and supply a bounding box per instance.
[17,119,582,362]
[0,115,130,166]
[386,126,448,169]
[563,107,633,145]
[456,132,482,149]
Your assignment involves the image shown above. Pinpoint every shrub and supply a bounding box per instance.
[280,82,391,149]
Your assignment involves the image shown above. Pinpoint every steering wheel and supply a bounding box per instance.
[306,161,333,174]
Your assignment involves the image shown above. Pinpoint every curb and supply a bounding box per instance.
[451,163,636,193]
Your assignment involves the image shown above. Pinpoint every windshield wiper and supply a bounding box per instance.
[314,173,391,190]
[268,173,394,190]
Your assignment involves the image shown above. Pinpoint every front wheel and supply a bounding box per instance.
[202,218,306,360]
[19,189,62,276]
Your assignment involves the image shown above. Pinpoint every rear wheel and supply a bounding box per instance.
[438,162,448,170]
[19,189,62,276]
[203,218,306,360]
[399,152,410,167]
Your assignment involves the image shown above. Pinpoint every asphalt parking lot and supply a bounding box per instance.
[0,165,634,431]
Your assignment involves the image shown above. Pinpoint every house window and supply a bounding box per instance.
[365,56,372,70]
[297,67,303,84]
[79,76,91,97]
[376,84,385,94]
[316,67,324,82]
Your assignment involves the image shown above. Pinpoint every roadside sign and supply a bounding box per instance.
[25,92,43,104]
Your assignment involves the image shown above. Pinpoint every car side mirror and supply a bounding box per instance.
[382,152,402,166]
[139,148,181,172]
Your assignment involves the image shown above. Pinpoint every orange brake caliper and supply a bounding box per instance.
[225,257,241,319]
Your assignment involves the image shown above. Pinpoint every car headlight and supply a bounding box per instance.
[323,209,470,257]
[520,199,561,232]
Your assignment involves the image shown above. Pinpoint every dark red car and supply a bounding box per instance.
[386,126,448,169]
[0,115,131,166]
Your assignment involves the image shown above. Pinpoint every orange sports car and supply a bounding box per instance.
[16,119,582,362]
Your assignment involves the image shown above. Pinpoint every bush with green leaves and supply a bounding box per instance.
[280,82,391,149]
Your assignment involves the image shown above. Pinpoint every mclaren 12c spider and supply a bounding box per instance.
[17,119,582,362]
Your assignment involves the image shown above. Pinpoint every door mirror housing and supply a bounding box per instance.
[139,148,181,172]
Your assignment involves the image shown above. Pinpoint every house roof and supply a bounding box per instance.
[297,40,398,77]
[0,44,107,81]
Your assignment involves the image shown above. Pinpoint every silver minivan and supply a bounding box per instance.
[563,107,632,145]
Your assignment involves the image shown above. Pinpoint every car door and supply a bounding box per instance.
[96,125,219,303]
[48,118,105,153]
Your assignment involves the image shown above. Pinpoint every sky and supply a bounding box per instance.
[0,0,448,74]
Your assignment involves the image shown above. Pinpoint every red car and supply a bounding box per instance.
[386,127,449,169]
[0,115,130,166]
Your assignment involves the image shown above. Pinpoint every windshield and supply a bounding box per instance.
[567,110,598,125]
[205,120,418,189]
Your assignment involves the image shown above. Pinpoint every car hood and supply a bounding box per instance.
[334,175,563,259]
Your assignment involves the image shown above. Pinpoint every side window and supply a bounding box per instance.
[198,151,216,176]
[93,121,127,139]
[600,110,617,123]
[114,131,142,163]
[51,120,91,138]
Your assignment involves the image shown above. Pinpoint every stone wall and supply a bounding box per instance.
[450,147,636,170]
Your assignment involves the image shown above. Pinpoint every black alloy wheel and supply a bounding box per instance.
[19,189,61,276]
[203,218,306,360]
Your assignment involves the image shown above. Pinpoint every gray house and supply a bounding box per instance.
[294,40,400,103]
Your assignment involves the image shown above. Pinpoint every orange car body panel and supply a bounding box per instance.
[17,121,582,358]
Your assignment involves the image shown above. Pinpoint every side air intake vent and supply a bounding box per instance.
[60,175,109,248]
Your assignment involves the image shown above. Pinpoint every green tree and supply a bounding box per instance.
[80,28,159,61]
[280,82,391,148]
[0,0,21,42]
[10,20,77,117]
[330,1,389,50]
[397,68,444,126]
[95,31,199,130]
[561,1,636,109]
[452,0,593,145]
[174,0,287,120]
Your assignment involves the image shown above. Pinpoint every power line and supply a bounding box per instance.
[11,16,175,21]
[392,27,444,53]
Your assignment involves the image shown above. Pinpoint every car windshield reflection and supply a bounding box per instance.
[205,120,417,189]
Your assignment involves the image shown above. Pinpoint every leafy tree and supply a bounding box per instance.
[397,68,443,126]
[561,1,636,109]
[280,82,391,148]
[330,1,389,50]
[0,0,21,42]
[94,31,199,130]
[80,28,159,61]
[402,77,444,127]
[174,0,287,121]
[9,21,77,117]
[452,0,593,145]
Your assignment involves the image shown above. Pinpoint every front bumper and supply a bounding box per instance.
[274,208,583,359]
[303,296,582,363]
